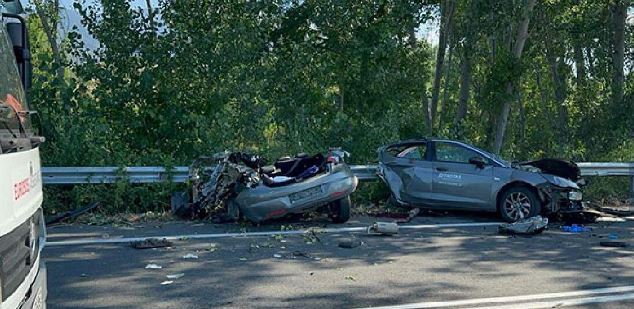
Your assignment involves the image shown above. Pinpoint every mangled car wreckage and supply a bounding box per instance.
[175,149,358,223]
[378,139,588,222]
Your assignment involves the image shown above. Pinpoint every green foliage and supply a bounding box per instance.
[26,0,632,213]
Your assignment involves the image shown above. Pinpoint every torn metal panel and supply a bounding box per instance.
[184,149,358,223]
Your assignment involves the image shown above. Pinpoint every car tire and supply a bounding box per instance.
[499,187,541,222]
[329,196,351,223]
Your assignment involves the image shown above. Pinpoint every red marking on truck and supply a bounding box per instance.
[14,178,30,200]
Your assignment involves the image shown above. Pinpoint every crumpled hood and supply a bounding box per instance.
[517,158,581,181]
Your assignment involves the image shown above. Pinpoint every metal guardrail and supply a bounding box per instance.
[41,165,377,184]
[42,162,634,183]
[41,166,190,184]
[577,162,634,177]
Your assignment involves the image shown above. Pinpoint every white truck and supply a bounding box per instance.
[0,0,47,308]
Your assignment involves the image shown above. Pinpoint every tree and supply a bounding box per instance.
[491,0,538,154]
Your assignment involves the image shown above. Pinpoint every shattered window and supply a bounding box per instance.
[434,142,483,164]
[0,24,30,133]
[396,145,427,160]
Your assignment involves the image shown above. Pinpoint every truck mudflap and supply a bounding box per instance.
[19,261,46,309]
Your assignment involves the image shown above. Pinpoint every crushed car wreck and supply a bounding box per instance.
[377,139,589,222]
[174,149,358,223]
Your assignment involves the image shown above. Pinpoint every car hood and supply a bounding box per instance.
[516,158,581,182]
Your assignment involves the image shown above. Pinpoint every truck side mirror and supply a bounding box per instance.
[4,14,32,91]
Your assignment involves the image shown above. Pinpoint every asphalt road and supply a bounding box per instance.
[44,213,634,309]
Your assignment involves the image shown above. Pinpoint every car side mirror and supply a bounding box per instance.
[469,156,486,168]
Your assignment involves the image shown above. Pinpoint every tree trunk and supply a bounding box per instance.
[573,42,586,86]
[491,0,537,154]
[438,43,454,127]
[546,46,568,152]
[454,1,475,132]
[33,0,63,84]
[609,0,626,110]
[429,0,456,132]
[454,50,472,128]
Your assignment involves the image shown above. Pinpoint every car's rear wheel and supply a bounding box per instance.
[499,187,541,222]
[329,196,351,223]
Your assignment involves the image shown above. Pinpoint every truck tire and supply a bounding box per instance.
[329,196,351,223]
[499,186,541,222]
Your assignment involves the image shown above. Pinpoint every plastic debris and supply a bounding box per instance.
[131,238,173,249]
[207,243,219,252]
[367,222,399,235]
[166,273,185,279]
[239,257,247,261]
[498,216,549,235]
[273,254,282,258]
[145,264,162,269]
[338,238,362,248]
[600,241,628,248]
[160,280,173,285]
[182,253,199,259]
[561,224,591,233]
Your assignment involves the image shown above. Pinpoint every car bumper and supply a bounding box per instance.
[237,174,358,223]
[20,261,47,309]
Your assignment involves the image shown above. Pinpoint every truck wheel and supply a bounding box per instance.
[329,196,351,223]
[499,187,541,222]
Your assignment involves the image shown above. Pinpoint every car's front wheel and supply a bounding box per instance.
[499,187,541,222]
[329,196,351,223]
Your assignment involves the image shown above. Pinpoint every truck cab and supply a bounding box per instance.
[1,1,47,308]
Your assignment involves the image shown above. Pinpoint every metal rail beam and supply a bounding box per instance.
[42,162,634,184]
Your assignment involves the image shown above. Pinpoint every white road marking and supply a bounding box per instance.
[45,221,503,246]
[470,292,634,309]
[357,285,634,309]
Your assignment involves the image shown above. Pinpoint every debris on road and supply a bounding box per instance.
[45,202,101,225]
[561,224,591,233]
[206,243,219,252]
[367,222,399,235]
[498,216,548,235]
[239,257,247,261]
[273,254,282,258]
[130,238,173,249]
[345,276,357,281]
[560,209,602,224]
[338,238,362,248]
[166,273,185,279]
[599,241,628,248]
[369,208,420,223]
[145,264,162,269]
[182,253,199,259]
[160,280,174,285]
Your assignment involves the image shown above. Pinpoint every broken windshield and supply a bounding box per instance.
[0,22,30,135]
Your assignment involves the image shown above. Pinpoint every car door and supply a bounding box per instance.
[430,141,494,209]
[379,142,433,205]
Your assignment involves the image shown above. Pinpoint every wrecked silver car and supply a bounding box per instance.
[377,139,586,222]
[181,149,358,223]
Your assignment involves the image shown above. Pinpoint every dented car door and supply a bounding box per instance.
[430,141,493,209]
[379,142,433,205]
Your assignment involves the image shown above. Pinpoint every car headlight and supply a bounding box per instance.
[568,191,583,201]
[542,174,579,189]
